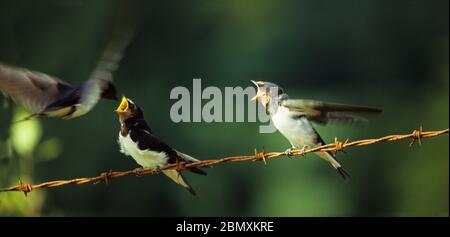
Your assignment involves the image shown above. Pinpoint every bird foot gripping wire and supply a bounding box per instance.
[133,167,161,176]
[284,148,295,157]
[133,168,145,177]
[298,145,309,156]
[284,145,309,157]
[410,126,424,147]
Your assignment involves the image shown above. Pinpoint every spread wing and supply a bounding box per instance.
[0,63,73,113]
[0,9,139,115]
[87,25,136,84]
[281,99,382,125]
[87,4,140,84]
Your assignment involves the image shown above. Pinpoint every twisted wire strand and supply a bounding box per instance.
[1,127,448,196]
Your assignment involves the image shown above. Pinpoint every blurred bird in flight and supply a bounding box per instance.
[0,7,138,122]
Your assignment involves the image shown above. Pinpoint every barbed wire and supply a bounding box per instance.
[0,127,448,196]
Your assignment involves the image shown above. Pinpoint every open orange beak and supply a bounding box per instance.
[115,96,129,113]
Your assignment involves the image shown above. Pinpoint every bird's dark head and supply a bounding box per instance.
[115,96,144,123]
[250,80,285,107]
[101,81,118,101]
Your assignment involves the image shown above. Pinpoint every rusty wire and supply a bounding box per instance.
[0,127,448,196]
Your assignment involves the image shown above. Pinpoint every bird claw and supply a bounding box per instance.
[154,166,163,174]
[300,145,309,155]
[299,145,309,156]
[284,148,295,157]
[133,168,144,176]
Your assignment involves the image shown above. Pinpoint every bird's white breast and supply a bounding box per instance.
[271,106,317,147]
[118,133,169,168]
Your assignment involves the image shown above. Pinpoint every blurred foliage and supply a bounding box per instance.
[0,0,448,216]
[0,107,57,216]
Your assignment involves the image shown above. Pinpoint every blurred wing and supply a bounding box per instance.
[0,63,73,113]
[88,27,136,83]
[71,7,141,113]
[281,99,382,125]
[87,4,140,83]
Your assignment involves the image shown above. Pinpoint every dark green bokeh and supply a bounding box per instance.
[0,0,448,216]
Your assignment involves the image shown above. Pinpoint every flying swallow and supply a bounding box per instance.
[0,16,137,122]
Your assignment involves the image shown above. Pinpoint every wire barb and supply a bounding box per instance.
[0,127,448,195]
[333,137,349,156]
[410,126,424,147]
[254,148,267,165]
[19,179,32,197]
[95,170,113,185]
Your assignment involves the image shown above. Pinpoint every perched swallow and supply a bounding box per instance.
[0,22,135,121]
[115,96,206,195]
[251,80,382,179]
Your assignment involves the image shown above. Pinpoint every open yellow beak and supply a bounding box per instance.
[116,96,129,113]
[251,94,259,101]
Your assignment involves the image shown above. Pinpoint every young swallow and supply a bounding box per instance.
[251,80,382,179]
[0,22,136,121]
[115,96,206,195]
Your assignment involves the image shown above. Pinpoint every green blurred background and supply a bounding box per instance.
[0,0,448,216]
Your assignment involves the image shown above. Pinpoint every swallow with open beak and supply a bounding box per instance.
[115,96,206,195]
[0,19,136,121]
[251,80,382,179]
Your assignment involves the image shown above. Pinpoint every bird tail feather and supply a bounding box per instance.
[162,170,197,196]
[317,152,351,180]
